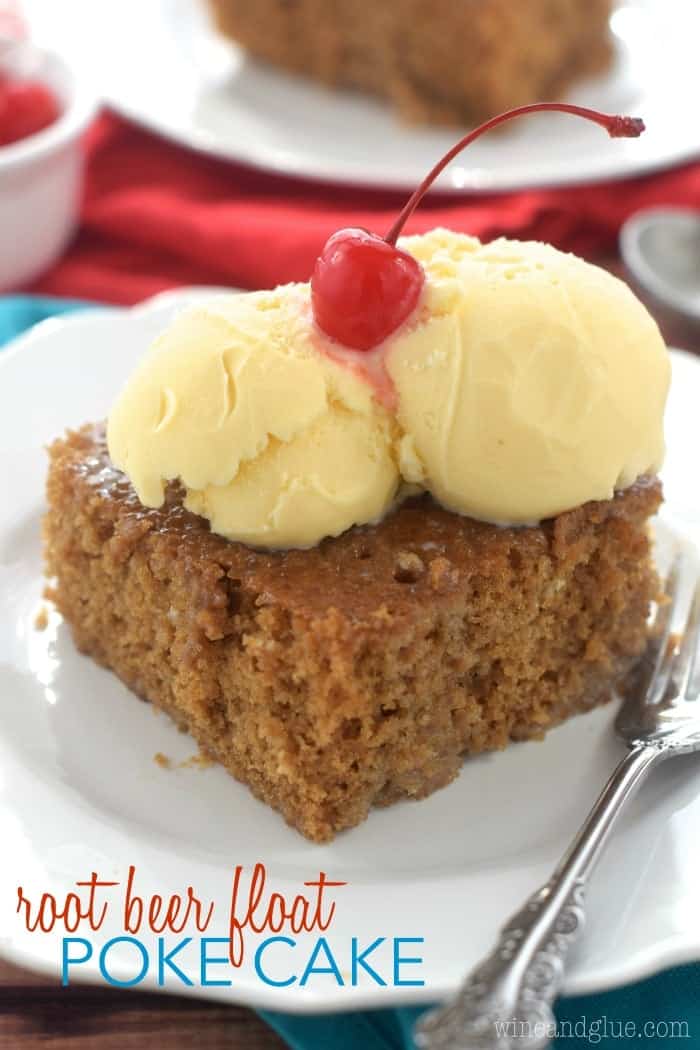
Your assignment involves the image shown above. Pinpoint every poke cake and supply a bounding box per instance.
[206,0,613,125]
[44,106,670,842]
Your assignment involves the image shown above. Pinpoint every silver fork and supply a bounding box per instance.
[415,546,700,1050]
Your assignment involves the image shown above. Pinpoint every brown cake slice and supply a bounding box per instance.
[207,0,613,126]
[45,424,660,842]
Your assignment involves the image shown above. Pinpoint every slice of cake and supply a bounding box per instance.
[45,427,660,842]
[44,225,669,842]
[43,109,668,841]
[206,0,613,125]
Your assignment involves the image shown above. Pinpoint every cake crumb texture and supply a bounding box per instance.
[45,425,660,842]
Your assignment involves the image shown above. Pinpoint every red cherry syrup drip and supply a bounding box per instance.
[311,103,644,352]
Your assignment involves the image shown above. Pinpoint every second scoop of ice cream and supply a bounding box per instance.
[387,229,669,524]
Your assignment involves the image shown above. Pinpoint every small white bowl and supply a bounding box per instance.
[0,39,97,291]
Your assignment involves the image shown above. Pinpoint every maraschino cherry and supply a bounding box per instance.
[0,73,61,147]
[311,102,644,351]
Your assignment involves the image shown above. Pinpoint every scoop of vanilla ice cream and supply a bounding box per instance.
[387,229,669,523]
[107,287,400,548]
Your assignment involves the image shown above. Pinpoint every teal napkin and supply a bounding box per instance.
[0,294,93,346]
[264,967,700,1048]
[2,294,698,1050]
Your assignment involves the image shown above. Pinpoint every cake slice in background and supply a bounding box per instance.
[206,0,613,125]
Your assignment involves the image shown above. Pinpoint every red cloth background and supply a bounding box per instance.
[32,112,700,304]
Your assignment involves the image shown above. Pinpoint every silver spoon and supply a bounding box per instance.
[415,545,700,1050]
[620,207,700,325]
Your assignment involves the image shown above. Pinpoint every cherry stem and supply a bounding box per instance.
[384,103,645,246]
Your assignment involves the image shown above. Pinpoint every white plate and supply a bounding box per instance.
[0,291,699,1014]
[22,0,700,193]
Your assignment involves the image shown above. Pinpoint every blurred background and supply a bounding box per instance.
[0,0,698,349]
[1,1,699,1048]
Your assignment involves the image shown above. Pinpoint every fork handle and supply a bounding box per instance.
[414,744,661,1050]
